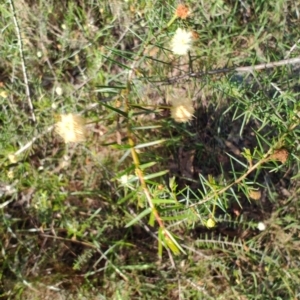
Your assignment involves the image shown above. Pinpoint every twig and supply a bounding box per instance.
[8,0,36,122]
[152,56,300,85]
[285,39,300,59]
[235,56,300,72]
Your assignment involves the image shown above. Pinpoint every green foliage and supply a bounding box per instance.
[1,0,300,298]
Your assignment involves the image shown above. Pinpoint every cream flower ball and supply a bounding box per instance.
[170,98,195,123]
[170,28,193,55]
[55,114,86,143]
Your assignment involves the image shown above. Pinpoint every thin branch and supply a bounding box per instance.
[235,56,300,72]
[285,39,300,59]
[152,56,300,85]
[8,0,36,122]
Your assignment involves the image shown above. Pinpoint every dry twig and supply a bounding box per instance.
[8,0,36,122]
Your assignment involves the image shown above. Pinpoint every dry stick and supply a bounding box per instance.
[235,56,300,72]
[285,40,300,59]
[162,56,300,84]
[8,0,36,122]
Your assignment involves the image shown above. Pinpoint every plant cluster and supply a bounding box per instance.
[1,0,300,299]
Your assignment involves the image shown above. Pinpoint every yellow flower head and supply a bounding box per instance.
[8,154,18,164]
[206,218,216,228]
[170,98,195,123]
[55,113,86,143]
[171,28,193,56]
[7,170,14,179]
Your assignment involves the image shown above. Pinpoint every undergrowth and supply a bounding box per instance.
[1,0,300,299]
